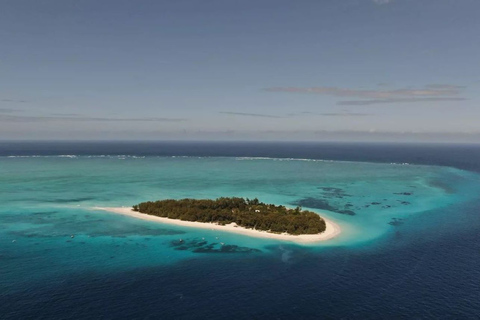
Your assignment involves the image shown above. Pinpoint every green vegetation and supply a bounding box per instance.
[133,197,326,235]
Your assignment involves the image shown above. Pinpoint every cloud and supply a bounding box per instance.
[1,99,28,103]
[425,84,466,90]
[49,113,83,117]
[0,114,187,123]
[338,97,467,106]
[0,108,19,114]
[293,111,371,117]
[265,84,466,105]
[265,86,462,99]
[372,0,392,4]
[219,111,283,119]
[318,112,371,116]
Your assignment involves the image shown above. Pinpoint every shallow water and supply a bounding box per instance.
[1,142,480,319]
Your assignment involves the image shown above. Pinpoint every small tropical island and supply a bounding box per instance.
[95,197,340,243]
[133,197,326,235]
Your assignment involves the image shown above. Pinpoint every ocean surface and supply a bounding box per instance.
[1,141,479,319]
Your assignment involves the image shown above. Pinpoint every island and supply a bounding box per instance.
[94,197,341,243]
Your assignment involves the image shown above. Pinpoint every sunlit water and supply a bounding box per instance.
[1,143,480,319]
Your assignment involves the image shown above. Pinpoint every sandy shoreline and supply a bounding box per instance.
[93,206,341,243]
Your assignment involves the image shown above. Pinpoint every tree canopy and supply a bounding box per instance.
[133,197,326,235]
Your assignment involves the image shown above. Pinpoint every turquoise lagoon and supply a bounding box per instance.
[2,156,478,290]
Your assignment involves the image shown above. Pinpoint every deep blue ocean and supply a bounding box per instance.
[1,141,480,319]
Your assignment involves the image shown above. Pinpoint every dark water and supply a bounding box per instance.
[1,141,479,319]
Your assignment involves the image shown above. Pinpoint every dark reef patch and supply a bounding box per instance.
[389,218,405,226]
[291,197,356,216]
[193,244,261,254]
[318,187,352,199]
[46,197,96,203]
[170,238,261,254]
[8,229,71,238]
[31,211,58,215]
[428,179,456,194]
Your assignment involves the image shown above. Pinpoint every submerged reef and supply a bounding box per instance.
[170,238,261,254]
[291,197,356,216]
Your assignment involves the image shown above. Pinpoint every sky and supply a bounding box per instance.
[1,0,479,142]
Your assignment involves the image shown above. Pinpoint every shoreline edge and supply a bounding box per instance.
[93,206,341,243]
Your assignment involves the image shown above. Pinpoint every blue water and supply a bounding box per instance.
[1,142,479,319]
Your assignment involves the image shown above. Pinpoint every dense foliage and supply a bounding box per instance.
[133,197,326,235]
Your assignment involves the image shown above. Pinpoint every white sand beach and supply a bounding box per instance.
[93,206,341,243]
